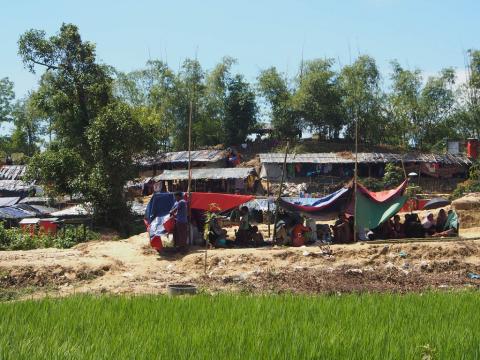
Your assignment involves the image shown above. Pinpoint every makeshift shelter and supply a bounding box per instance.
[144,192,255,224]
[259,152,471,181]
[152,167,257,194]
[277,180,409,229]
[278,187,351,220]
[137,149,227,177]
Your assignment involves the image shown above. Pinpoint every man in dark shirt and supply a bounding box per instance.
[170,192,188,249]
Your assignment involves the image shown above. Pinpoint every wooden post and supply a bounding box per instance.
[272,142,289,244]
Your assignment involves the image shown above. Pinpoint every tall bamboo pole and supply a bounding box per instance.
[354,110,358,242]
[272,141,289,243]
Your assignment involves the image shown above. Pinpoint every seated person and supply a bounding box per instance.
[291,220,311,247]
[331,213,351,244]
[422,213,436,236]
[250,226,265,246]
[435,209,447,233]
[372,219,395,240]
[433,210,459,237]
[209,216,228,247]
[235,206,252,245]
[275,220,290,245]
[404,213,425,238]
[392,214,405,238]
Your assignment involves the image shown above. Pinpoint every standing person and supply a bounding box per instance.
[170,192,188,251]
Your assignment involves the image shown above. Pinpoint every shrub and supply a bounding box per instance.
[0,223,100,251]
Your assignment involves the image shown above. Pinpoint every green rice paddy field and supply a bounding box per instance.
[0,292,479,359]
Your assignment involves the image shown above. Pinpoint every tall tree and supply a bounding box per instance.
[389,61,423,147]
[257,67,300,139]
[19,24,146,233]
[339,55,387,144]
[223,74,257,144]
[294,58,343,139]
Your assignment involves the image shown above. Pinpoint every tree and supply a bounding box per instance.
[223,74,257,144]
[0,77,15,123]
[115,60,178,151]
[84,103,145,231]
[257,67,300,139]
[339,55,387,144]
[19,24,145,233]
[19,24,113,156]
[294,59,343,139]
[389,61,423,147]
[9,94,45,156]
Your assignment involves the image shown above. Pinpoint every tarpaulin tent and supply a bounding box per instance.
[354,192,408,229]
[278,187,350,220]
[356,180,408,203]
[189,192,254,213]
[144,192,255,224]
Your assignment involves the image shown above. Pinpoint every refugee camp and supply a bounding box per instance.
[1,1,480,358]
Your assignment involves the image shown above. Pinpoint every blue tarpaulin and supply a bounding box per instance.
[145,193,175,224]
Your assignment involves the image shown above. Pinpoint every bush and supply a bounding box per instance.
[0,223,99,251]
[451,160,480,199]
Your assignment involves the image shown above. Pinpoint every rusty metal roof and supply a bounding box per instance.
[259,152,472,166]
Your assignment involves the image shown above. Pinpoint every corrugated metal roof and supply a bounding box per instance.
[0,180,34,192]
[0,165,27,180]
[0,206,36,220]
[51,204,91,218]
[259,152,472,166]
[137,150,226,167]
[0,197,21,207]
[153,167,255,181]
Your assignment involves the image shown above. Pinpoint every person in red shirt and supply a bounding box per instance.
[291,220,311,247]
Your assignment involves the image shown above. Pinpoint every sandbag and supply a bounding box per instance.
[452,193,480,210]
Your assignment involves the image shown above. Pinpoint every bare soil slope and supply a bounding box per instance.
[2,228,480,299]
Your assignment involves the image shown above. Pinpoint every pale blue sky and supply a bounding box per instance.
[1,0,479,98]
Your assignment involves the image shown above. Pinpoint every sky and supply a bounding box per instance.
[1,0,480,99]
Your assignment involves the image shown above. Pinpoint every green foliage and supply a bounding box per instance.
[19,24,147,234]
[0,293,480,358]
[451,160,480,199]
[339,55,387,144]
[0,223,99,251]
[0,77,15,123]
[294,59,343,139]
[26,147,84,196]
[383,162,404,187]
[257,67,301,139]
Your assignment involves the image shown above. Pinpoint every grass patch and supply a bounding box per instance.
[0,292,479,359]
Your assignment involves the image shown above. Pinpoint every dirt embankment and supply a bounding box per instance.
[2,231,480,299]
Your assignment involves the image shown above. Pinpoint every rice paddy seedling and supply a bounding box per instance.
[0,292,479,359]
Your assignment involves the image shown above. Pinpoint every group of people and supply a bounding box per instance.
[167,191,460,251]
[328,208,459,243]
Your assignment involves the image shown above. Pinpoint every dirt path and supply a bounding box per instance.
[2,229,480,298]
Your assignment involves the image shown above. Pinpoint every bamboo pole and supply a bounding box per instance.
[354,111,358,243]
[267,180,271,239]
[272,141,289,243]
